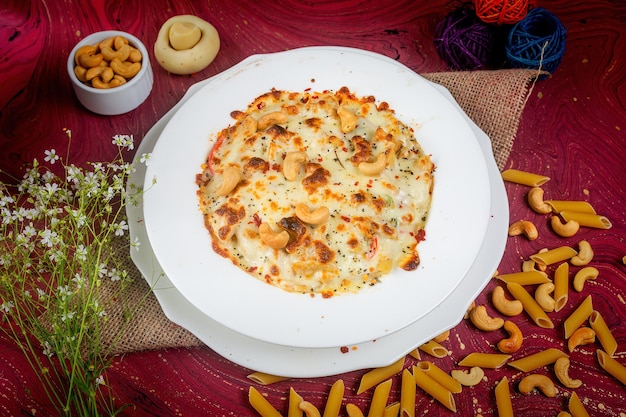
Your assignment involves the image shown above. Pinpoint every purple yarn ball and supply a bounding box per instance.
[434,7,497,70]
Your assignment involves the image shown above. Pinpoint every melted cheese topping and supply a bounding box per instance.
[196,87,434,297]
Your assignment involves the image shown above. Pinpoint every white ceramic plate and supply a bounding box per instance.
[142,47,491,348]
[127,58,508,377]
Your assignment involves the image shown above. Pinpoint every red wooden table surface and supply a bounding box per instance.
[1,1,625,416]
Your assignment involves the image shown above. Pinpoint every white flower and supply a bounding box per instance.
[44,149,60,164]
[97,263,108,278]
[60,311,75,322]
[40,229,59,248]
[108,268,121,282]
[130,236,141,251]
[1,301,15,313]
[75,244,87,262]
[96,375,106,386]
[112,134,134,151]
[140,153,151,166]
[113,220,129,237]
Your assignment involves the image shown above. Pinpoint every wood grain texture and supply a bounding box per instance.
[1,0,625,416]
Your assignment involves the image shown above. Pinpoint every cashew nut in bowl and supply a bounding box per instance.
[567,327,595,352]
[85,66,114,83]
[91,75,126,89]
[469,305,504,331]
[295,203,330,225]
[258,223,289,249]
[554,357,582,388]
[572,266,599,292]
[110,58,141,79]
[518,374,557,397]
[451,367,484,387]
[527,187,553,214]
[154,15,220,75]
[570,240,594,266]
[497,320,523,353]
[508,220,538,240]
[492,285,523,316]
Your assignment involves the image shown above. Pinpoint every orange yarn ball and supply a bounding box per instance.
[474,0,529,25]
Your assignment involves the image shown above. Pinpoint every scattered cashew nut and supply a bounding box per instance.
[469,305,504,331]
[570,240,594,266]
[527,187,553,214]
[497,320,523,353]
[518,374,557,397]
[283,151,308,181]
[337,105,358,133]
[567,327,595,352]
[535,282,556,313]
[358,153,387,176]
[451,366,484,387]
[572,266,599,292]
[508,220,538,240]
[154,15,220,75]
[554,356,582,388]
[258,223,289,249]
[295,203,330,225]
[214,166,242,196]
[551,215,580,237]
[492,286,523,317]
[432,329,451,343]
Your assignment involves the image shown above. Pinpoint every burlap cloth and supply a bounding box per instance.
[100,69,539,355]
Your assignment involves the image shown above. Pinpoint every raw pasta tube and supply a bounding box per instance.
[597,349,626,385]
[507,282,554,328]
[568,391,591,417]
[494,377,514,417]
[589,311,618,356]
[563,295,593,339]
[368,379,392,417]
[418,340,449,358]
[458,352,511,369]
[508,348,568,372]
[545,200,596,214]
[553,262,569,312]
[399,368,416,417]
[416,361,462,393]
[412,366,457,412]
[530,246,578,267]
[383,402,400,417]
[288,387,304,417]
[357,357,404,394]
[322,379,344,417]
[501,169,550,186]
[496,270,550,285]
[560,211,612,229]
[249,386,282,417]
[247,372,289,385]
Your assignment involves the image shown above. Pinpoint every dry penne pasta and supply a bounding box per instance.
[494,377,514,417]
[383,402,400,417]
[299,401,321,417]
[357,357,404,394]
[458,352,511,369]
[412,365,457,412]
[322,379,344,417]
[495,270,550,285]
[545,200,596,214]
[507,282,554,329]
[553,262,569,312]
[564,295,593,339]
[247,372,289,385]
[407,349,421,360]
[530,246,578,266]
[508,348,568,372]
[399,368,415,417]
[416,361,462,394]
[568,391,591,417]
[368,379,392,417]
[560,211,612,229]
[288,387,304,417]
[501,169,550,186]
[346,404,364,417]
[249,386,282,417]
[418,340,449,358]
[597,349,626,385]
[590,310,618,356]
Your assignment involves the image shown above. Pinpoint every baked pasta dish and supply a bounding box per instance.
[196,87,435,297]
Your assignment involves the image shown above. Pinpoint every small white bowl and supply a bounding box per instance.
[67,30,153,115]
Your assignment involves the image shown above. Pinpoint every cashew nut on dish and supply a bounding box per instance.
[527,186,552,214]
[492,286,523,316]
[214,166,241,196]
[469,305,504,331]
[294,203,330,225]
[154,15,220,75]
[283,151,308,181]
[258,223,289,249]
[554,356,582,388]
[451,366,484,386]
[337,105,358,133]
[508,219,538,240]
[518,374,557,397]
[257,110,289,131]
[358,153,387,176]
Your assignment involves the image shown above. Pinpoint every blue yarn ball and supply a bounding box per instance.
[505,7,566,74]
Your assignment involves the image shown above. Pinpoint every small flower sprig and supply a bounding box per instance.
[0,130,149,416]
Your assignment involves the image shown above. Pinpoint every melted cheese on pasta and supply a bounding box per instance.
[196,87,434,297]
